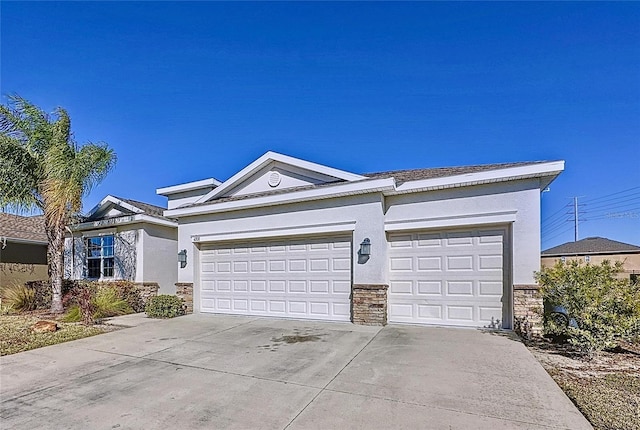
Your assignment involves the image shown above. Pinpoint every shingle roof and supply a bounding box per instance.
[117,197,168,219]
[184,160,553,208]
[542,237,640,256]
[364,161,550,185]
[0,213,47,243]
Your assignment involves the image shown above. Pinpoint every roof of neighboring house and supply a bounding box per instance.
[542,237,640,256]
[186,160,553,208]
[0,213,48,243]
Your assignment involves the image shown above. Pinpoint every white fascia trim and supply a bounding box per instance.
[5,237,48,245]
[156,178,222,196]
[385,210,518,232]
[166,178,396,217]
[85,195,144,218]
[192,221,356,243]
[196,151,367,204]
[70,214,177,231]
[392,161,565,194]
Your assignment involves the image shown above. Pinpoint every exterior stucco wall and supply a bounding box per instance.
[0,241,48,287]
[384,179,542,286]
[142,223,178,294]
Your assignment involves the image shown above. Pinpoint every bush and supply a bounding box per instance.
[61,305,82,322]
[75,284,97,325]
[24,280,77,310]
[93,287,133,319]
[535,260,640,357]
[108,281,144,313]
[145,295,185,319]
[1,283,36,312]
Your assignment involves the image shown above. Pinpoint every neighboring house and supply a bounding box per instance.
[0,213,48,286]
[157,151,564,329]
[541,237,640,283]
[64,195,178,294]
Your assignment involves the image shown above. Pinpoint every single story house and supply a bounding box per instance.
[0,213,48,286]
[64,196,178,294]
[158,151,564,329]
[542,237,640,283]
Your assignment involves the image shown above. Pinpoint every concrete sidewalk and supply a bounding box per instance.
[0,314,592,429]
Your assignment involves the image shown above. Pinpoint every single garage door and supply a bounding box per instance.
[388,228,506,328]
[199,236,352,321]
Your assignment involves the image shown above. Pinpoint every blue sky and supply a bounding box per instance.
[2,2,639,249]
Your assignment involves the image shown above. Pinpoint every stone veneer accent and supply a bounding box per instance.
[175,283,194,314]
[513,284,543,337]
[352,284,388,326]
[134,282,159,307]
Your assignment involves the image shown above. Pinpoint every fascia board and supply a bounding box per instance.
[195,151,367,204]
[166,178,396,217]
[392,161,565,194]
[70,214,177,231]
[5,237,48,245]
[156,178,222,196]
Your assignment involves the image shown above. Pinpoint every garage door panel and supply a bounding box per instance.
[200,236,351,321]
[388,228,506,328]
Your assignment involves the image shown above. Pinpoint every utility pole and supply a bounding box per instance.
[574,197,579,242]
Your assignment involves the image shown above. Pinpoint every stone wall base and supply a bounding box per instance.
[175,282,194,314]
[134,282,159,307]
[513,284,543,338]
[352,284,388,326]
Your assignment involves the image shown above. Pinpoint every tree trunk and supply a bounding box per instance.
[46,219,65,314]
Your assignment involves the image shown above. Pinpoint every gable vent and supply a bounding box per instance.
[268,171,282,187]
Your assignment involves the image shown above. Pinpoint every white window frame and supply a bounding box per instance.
[85,234,115,279]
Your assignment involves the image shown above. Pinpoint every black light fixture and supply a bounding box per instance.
[359,238,371,256]
[178,249,187,268]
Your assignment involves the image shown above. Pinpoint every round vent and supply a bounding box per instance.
[268,171,281,187]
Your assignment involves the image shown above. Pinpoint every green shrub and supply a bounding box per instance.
[108,281,144,313]
[535,260,640,357]
[61,305,82,322]
[93,287,133,319]
[145,295,185,319]
[1,283,36,312]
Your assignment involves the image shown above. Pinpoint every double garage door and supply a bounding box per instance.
[199,236,352,321]
[388,228,507,328]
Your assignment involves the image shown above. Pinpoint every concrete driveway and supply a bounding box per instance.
[1,314,591,430]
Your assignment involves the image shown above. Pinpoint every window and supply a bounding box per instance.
[585,255,591,263]
[560,256,566,262]
[631,274,639,285]
[86,235,114,278]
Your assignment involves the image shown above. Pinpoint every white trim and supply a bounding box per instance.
[70,214,177,231]
[85,195,144,219]
[195,151,367,203]
[392,161,565,194]
[156,178,222,196]
[384,210,517,232]
[192,221,357,243]
[165,178,396,217]
[79,228,117,237]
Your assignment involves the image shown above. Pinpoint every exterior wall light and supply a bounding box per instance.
[359,238,371,256]
[178,249,187,268]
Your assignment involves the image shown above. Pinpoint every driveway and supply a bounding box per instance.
[1,314,591,429]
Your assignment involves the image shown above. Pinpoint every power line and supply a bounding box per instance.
[583,186,640,204]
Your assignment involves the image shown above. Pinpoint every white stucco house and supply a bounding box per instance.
[158,151,564,329]
[64,195,178,294]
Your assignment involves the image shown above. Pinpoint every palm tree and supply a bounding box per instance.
[0,95,116,313]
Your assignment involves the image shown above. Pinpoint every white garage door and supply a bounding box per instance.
[199,236,352,321]
[388,228,506,328]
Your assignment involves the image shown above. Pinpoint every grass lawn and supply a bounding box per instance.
[0,314,108,356]
[528,340,640,430]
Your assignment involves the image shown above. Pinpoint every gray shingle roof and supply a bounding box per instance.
[0,213,47,243]
[184,160,553,208]
[542,237,640,256]
[118,197,168,219]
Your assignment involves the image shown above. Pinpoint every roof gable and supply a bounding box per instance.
[85,196,168,221]
[542,237,640,256]
[195,151,366,203]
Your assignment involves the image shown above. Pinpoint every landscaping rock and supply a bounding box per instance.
[32,320,58,333]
